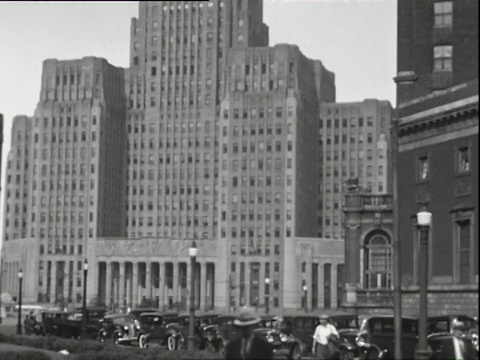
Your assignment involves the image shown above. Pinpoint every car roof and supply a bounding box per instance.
[363,315,418,320]
[104,314,132,319]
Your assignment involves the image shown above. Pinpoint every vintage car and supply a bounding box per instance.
[137,312,179,349]
[428,314,479,352]
[128,308,160,320]
[206,314,290,357]
[163,313,219,350]
[427,332,478,360]
[98,313,147,347]
[44,307,106,339]
[40,310,70,336]
[329,314,365,360]
[354,315,419,360]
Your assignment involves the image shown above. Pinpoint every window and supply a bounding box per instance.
[417,155,429,181]
[364,232,392,289]
[433,45,453,71]
[457,146,470,173]
[434,1,453,28]
[454,218,473,284]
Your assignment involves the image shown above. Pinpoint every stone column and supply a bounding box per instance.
[234,262,241,311]
[332,262,338,309]
[259,262,266,310]
[245,262,251,306]
[146,262,152,300]
[105,261,112,308]
[317,261,325,309]
[119,262,125,310]
[173,261,179,304]
[200,262,207,311]
[158,262,164,310]
[51,261,57,305]
[306,250,313,311]
[132,262,138,308]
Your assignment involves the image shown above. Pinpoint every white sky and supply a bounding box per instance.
[0,0,397,243]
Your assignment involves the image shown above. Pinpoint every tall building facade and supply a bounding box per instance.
[2,1,348,312]
[218,44,335,310]
[397,0,478,103]
[395,0,478,316]
[2,57,126,304]
[317,100,392,239]
[125,0,268,240]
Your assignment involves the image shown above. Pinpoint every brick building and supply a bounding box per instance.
[396,0,478,316]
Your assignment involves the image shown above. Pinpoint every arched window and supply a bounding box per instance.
[364,232,392,289]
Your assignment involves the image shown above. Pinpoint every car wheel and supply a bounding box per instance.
[290,344,302,360]
[114,333,121,345]
[339,349,355,360]
[366,348,380,360]
[167,335,177,351]
[98,332,105,342]
[138,334,148,348]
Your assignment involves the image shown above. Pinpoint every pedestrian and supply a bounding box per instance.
[224,307,274,360]
[312,314,339,360]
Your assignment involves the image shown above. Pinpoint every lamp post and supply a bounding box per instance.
[81,259,88,339]
[302,284,308,313]
[16,269,23,335]
[393,70,418,360]
[188,241,198,351]
[265,278,270,315]
[416,207,432,360]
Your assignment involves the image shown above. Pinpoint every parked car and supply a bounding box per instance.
[138,312,179,350]
[253,315,290,357]
[427,332,478,360]
[44,307,106,339]
[205,315,240,354]
[40,310,70,336]
[128,308,160,320]
[329,314,365,360]
[98,313,147,347]
[428,314,478,334]
[164,313,219,350]
[354,315,418,359]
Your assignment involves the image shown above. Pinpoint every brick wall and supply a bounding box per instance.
[402,290,478,318]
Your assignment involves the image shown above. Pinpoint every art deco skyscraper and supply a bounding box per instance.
[2,57,126,303]
[124,1,268,240]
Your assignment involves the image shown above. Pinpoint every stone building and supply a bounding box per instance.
[1,0,348,313]
[318,100,392,239]
[397,80,478,317]
[395,0,478,316]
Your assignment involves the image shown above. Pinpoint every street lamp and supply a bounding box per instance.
[264,278,270,315]
[16,269,23,335]
[81,259,88,339]
[302,284,308,313]
[188,241,198,351]
[416,207,432,360]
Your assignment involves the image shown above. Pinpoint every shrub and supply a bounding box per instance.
[0,351,53,360]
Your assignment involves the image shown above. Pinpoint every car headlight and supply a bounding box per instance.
[355,336,366,347]
[123,325,129,331]
[280,333,288,342]
[267,335,274,343]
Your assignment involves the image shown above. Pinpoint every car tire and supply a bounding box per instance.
[138,334,148,348]
[290,344,302,360]
[339,349,355,360]
[114,333,121,345]
[366,348,380,360]
[167,335,177,351]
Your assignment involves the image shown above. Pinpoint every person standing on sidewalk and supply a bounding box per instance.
[312,314,339,359]
[224,307,274,360]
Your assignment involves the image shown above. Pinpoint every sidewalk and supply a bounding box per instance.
[0,342,71,359]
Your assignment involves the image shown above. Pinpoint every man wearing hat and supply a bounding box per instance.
[224,307,274,360]
[312,314,339,359]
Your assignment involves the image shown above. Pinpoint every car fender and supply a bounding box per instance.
[378,349,394,360]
